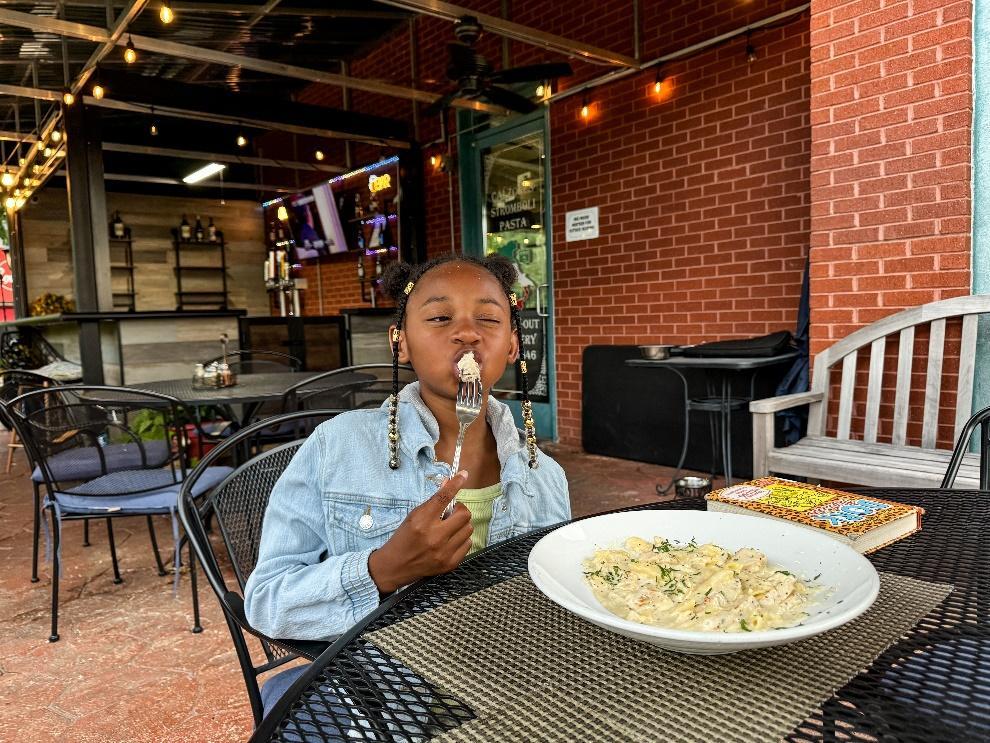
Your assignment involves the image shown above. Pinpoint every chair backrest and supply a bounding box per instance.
[204,350,302,375]
[0,328,66,370]
[282,363,416,412]
[178,410,340,726]
[8,385,187,494]
[0,370,55,431]
[942,405,990,489]
[809,295,990,449]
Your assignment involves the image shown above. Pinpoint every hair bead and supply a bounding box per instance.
[404,281,415,295]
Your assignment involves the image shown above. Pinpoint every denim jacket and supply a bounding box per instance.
[243,382,571,641]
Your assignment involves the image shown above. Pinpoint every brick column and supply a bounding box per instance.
[808,0,973,357]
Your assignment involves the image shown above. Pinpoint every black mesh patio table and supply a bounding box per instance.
[252,490,990,742]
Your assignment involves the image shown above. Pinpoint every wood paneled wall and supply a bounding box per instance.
[21,188,268,315]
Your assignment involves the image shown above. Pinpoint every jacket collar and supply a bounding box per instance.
[389,381,531,488]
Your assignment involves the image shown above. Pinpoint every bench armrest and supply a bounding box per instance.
[749,391,824,415]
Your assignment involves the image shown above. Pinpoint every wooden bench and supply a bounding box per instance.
[750,295,990,488]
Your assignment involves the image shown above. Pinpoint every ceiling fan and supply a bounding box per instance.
[424,16,573,117]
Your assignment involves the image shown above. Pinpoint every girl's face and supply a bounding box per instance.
[392,262,518,401]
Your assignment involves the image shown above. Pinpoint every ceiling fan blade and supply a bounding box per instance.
[482,85,539,114]
[488,62,574,85]
[423,90,460,118]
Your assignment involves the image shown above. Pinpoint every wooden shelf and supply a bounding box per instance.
[173,230,228,311]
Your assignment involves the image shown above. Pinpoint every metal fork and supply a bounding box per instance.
[441,378,484,520]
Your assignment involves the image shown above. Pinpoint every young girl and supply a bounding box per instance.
[244,254,571,642]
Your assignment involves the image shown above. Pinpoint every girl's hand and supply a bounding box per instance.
[368,471,473,594]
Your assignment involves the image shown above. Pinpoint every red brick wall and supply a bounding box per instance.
[290,1,814,446]
[552,17,811,445]
[809,0,973,446]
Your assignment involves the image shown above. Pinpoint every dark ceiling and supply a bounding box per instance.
[0,0,413,199]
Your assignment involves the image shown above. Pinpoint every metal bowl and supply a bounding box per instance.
[638,344,675,360]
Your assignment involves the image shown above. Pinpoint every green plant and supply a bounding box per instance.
[130,409,167,440]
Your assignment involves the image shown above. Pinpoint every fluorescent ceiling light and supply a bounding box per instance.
[182,162,226,184]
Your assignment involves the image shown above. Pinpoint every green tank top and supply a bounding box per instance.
[455,483,502,555]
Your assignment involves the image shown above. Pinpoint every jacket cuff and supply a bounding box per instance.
[340,548,380,621]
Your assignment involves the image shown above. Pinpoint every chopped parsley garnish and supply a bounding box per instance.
[740,619,752,632]
[705,587,712,596]
[652,539,673,553]
[775,570,792,576]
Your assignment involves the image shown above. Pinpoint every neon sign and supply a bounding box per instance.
[368,173,392,194]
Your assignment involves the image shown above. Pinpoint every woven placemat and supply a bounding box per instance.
[367,572,951,743]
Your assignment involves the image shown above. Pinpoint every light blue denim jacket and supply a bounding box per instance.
[243,382,571,641]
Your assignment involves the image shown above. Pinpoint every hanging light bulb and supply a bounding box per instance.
[580,94,590,120]
[315,149,325,161]
[22,177,31,187]
[4,196,15,210]
[160,0,174,24]
[62,89,75,106]
[32,164,41,174]
[150,121,158,136]
[236,131,248,148]
[51,130,62,142]
[535,83,545,98]
[43,146,53,157]
[124,36,137,64]
[92,83,105,100]
[0,172,13,188]
[429,154,437,167]
[746,31,757,64]
[18,158,25,167]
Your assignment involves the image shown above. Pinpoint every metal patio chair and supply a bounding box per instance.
[202,349,303,375]
[8,385,234,641]
[178,410,341,727]
[282,363,416,413]
[942,405,990,490]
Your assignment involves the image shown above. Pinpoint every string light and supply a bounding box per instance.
[653,67,666,95]
[160,0,174,24]
[429,154,437,167]
[314,149,325,161]
[124,36,137,64]
[62,89,75,106]
[150,105,159,136]
[43,146,53,157]
[0,172,13,188]
[746,31,757,64]
[51,130,62,142]
[236,130,247,148]
[535,83,545,98]
[4,197,14,210]
[92,83,105,100]
[580,94,590,120]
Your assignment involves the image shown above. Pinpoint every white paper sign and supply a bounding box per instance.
[565,207,599,241]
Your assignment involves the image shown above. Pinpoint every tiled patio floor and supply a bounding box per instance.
[0,430,720,742]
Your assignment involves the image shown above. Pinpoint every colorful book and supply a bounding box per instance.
[705,477,924,554]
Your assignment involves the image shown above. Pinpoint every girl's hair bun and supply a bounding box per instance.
[382,261,413,301]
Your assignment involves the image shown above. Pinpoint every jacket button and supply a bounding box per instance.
[359,506,373,531]
[500,502,508,512]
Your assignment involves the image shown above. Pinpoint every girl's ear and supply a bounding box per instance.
[507,329,520,364]
[388,324,410,363]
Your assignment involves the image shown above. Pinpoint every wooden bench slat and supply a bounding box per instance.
[766,449,981,488]
[863,337,886,444]
[892,326,914,447]
[837,351,857,440]
[954,314,979,442]
[921,318,946,449]
[795,436,961,464]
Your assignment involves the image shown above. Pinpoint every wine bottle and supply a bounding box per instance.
[111,211,125,239]
[208,217,217,242]
[180,214,191,240]
[194,215,205,242]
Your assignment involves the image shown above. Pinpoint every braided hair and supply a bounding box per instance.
[381,254,539,470]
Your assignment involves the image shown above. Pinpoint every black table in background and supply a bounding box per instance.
[626,352,799,487]
[254,489,990,743]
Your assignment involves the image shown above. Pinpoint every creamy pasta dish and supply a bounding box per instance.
[583,536,815,633]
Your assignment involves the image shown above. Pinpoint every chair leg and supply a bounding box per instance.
[146,516,167,576]
[49,507,60,642]
[189,539,202,634]
[106,518,123,584]
[4,430,15,474]
[31,483,41,583]
[82,518,91,547]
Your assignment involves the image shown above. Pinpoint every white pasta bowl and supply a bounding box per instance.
[528,510,880,654]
